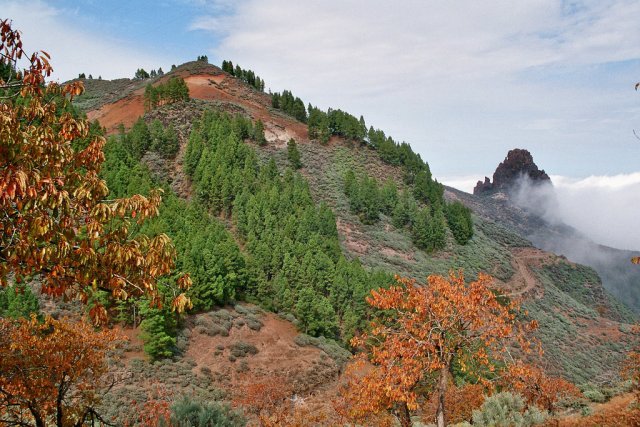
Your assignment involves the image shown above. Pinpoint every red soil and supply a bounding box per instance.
[87,69,309,149]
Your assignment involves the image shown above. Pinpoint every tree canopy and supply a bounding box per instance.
[0,315,121,426]
[0,19,191,325]
[343,272,538,427]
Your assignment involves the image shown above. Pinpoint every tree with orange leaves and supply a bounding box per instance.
[424,383,485,425]
[0,19,191,324]
[234,374,294,426]
[0,315,122,426]
[344,271,538,427]
[503,361,581,413]
[234,374,338,427]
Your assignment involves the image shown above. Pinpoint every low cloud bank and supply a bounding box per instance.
[512,172,640,252]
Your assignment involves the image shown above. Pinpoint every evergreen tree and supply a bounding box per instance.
[295,287,337,337]
[254,119,266,145]
[287,138,302,169]
[412,206,432,250]
[138,298,177,359]
[129,118,151,159]
[134,68,150,79]
[429,204,447,251]
[380,178,399,215]
[0,284,39,319]
[445,201,474,244]
[345,173,380,224]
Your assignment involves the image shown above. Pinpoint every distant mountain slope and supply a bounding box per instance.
[76,60,636,386]
[454,149,640,313]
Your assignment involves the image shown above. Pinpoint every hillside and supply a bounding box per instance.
[455,153,640,313]
[74,60,637,418]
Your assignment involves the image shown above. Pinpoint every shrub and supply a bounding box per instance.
[472,392,547,427]
[229,341,259,358]
[294,334,351,368]
[245,316,263,331]
[170,396,245,426]
[582,388,606,403]
[236,360,249,373]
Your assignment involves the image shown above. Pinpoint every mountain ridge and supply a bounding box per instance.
[74,59,636,403]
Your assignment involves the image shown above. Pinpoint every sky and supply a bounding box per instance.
[2,0,640,249]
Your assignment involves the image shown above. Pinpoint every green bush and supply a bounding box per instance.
[169,396,245,426]
[228,341,259,358]
[0,284,39,319]
[472,392,547,427]
[582,386,606,403]
[294,334,351,368]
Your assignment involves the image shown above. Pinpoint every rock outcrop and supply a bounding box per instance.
[474,149,550,195]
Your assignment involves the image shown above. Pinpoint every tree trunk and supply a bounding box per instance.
[28,405,45,427]
[436,365,449,427]
[57,378,65,427]
[396,401,412,427]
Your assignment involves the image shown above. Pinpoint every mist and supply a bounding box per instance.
[512,173,640,252]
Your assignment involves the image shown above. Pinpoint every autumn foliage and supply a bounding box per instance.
[423,383,485,425]
[0,316,122,426]
[234,374,293,426]
[233,375,336,427]
[503,361,582,413]
[0,19,191,323]
[343,272,538,427]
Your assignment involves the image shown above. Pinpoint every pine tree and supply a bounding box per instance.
[254,119,267,145]
[412,206,432,250]
[0,284,39,319]
[445,201,474,244]
[295,287,337,337]
[380,178,399,215]
[138,300,177,359]
[287,138,302,169]
[429,204,447,251]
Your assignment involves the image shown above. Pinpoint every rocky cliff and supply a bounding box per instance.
[474,148,551,195]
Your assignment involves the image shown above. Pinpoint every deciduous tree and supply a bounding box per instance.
[502,361,581,413]
[344,272,537,427]
[0,316,122,426]
[0,20,191,324]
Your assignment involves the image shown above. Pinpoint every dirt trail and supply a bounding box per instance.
[495,247,552,299]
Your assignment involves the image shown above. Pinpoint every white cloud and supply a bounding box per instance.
[192,0,640,178]
[1,0,169,81]
[441,175,481,194]
[514,173,640,251]
[551,173,640,250]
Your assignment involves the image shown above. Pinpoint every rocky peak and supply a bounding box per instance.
[474,149,551,195]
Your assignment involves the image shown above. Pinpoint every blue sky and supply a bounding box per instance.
[3,0,640,249]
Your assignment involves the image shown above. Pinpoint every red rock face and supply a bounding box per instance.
[474,149,550,195]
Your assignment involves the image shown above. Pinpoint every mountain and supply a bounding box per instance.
[466,149,640,313]
[473,148,551,195]
[72,61,637,421]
